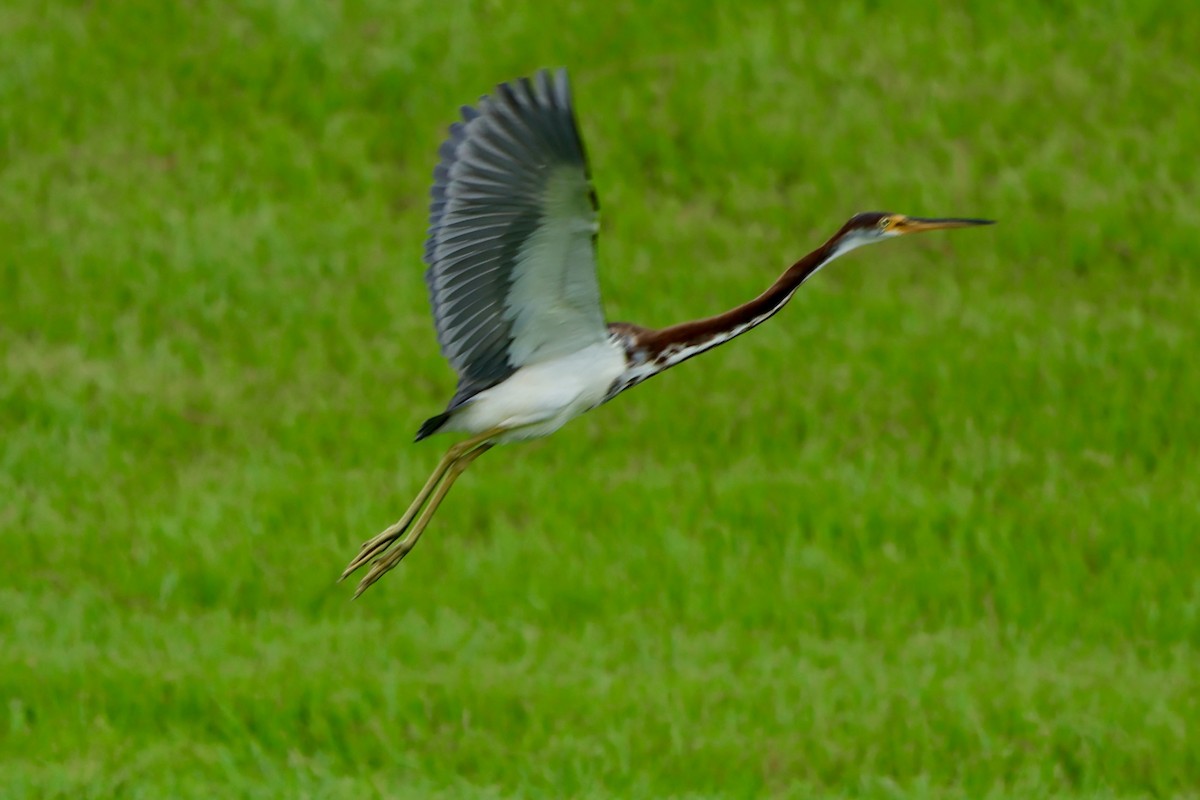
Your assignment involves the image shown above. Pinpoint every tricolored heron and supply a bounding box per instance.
[342,69,992,596]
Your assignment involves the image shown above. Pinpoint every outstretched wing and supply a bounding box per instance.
[425,68,607,409]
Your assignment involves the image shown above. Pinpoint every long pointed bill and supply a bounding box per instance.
[896,217,996,234]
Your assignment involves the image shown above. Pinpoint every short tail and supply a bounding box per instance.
[414,411,451,442]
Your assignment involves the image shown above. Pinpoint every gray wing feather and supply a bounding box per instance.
[424,69,606,409]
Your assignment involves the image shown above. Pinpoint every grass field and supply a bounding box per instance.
[3,1,1198,797]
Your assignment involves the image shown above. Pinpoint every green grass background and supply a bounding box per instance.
[2,1,1198,797]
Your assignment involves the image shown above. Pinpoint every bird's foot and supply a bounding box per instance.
[339,433,499,598]
[349,536,417,598]
[340,517,414,586]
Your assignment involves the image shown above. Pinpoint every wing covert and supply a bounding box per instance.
[425,69,607,408]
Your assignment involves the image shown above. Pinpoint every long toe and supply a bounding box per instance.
[341,536,395,579]
[339,553,369,582]
[340,520,411,581]
[353,543,413,598]
[341,542,386,581]
[358,518,408,553]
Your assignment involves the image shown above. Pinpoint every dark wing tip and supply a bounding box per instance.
[414,411,451,441]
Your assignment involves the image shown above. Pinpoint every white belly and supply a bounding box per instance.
[445,340,627,443]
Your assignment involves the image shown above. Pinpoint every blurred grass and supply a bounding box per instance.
[2,0,1198,797]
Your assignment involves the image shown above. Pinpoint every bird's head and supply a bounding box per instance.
[830,212,994,256]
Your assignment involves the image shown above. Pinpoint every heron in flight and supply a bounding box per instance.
[342,69,992,596]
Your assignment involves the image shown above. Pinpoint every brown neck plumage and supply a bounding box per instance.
[614,235,840,373]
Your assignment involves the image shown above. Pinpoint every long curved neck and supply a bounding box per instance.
[616,235,848,381]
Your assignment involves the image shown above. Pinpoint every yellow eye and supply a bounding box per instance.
[878,216,892,230]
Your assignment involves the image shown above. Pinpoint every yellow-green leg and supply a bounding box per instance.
[351,442,492,598]
[340,426,503,592]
